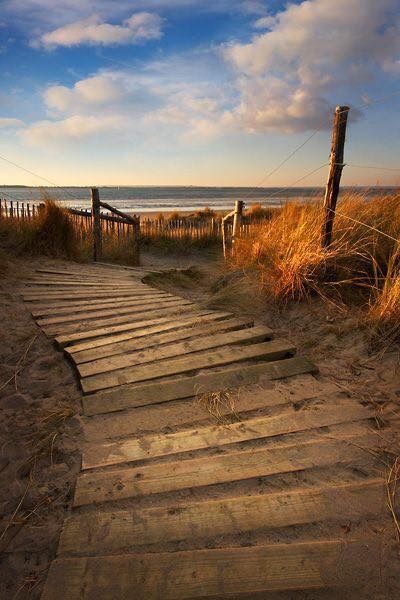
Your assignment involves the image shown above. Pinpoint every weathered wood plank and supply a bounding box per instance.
[34,268,134,279]
[23,288,148,301]
[24,279,145,288]
[41,540,375,599]
[82,356,316,415]
[78,325,272,378]
[73,317,255,365]
[74,434,372,506]
[37,297,194,326]
[82,380,329,442]
[56,311,230,348]
[80,340,296,394]
[31,293,172,317]
[45,302,198,337]
[60,479,384,555]
[82,399,372,469]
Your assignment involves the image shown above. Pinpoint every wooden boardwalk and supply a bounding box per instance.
[20,262,387,599]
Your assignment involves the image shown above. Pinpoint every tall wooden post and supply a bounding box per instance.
[231,200,244,256]
[321,105,350,248]
[91,187,102,261]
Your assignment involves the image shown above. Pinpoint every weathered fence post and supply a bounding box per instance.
[231,200,244,256]
[133,216,140,266]
[91,187,102,261]
[321,105,350,248]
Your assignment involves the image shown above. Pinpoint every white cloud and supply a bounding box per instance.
[0,117,24,128]
[21,114,124,146]
[223,0,400,133]
[37,12,163,48]
[44,75,127,112]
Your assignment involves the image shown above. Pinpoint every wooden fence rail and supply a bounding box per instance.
[0,198,269,243]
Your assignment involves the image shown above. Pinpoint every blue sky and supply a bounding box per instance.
[0,0,399,186]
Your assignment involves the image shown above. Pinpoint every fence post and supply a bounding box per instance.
[321,105,349,248]
[133,216,140,266]
[231,200,244,256]
[91,187,102,261]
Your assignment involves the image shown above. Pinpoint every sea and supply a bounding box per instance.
[0,186,397,214]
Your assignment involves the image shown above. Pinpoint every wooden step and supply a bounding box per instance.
[74,433,373,506]
[65,312,233,354]
[78,325,272,377]
[31,293,173,317]
[37,298,195,327]
[83,355,316,415]
[60,479,384,555]
[55,309,214,347]
[80,339,296,394]
[82,398,372,469]
[41,540,376,599]
[72,317,255,365]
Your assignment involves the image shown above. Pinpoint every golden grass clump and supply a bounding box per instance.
[230,195,400,308]
[31,200,77,258]
[369,247,400,340]
[0,199,78,259]
[246,203,273,220]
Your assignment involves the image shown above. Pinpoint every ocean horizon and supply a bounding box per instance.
[0,185,397,214]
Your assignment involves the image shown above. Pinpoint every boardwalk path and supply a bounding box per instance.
[20,262,387,599]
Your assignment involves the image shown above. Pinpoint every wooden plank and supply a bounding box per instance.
[41,540,375,599]
[56,311,230,348]
[80,340,296,394]
[95,261,161,275]
[23,288,148,301]
[82,380,329,442]
[27,271,137,285]
[73,317,255,365]
[34,268,135,279]
[83,356,316,415]
[24,279,145,288]
[74,434,373,506]
[30,293,172,317]
[66,312,233,354]
[60,479,384,554]
[45,302,197,337]
[82,399,372,469]
[37,297,194,326]
[78,325,272,378]
[24,289,165,303]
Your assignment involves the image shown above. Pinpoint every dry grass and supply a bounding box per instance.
[196,388,241,424]
[369,247,400,341]
[0,200,78,259]
[228,194,400,338]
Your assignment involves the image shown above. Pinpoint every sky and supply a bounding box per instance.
[0,0,399,187]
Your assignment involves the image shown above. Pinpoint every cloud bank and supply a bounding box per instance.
[20,0,400,146]
[224,0,400,133]
[37,12,163,48]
